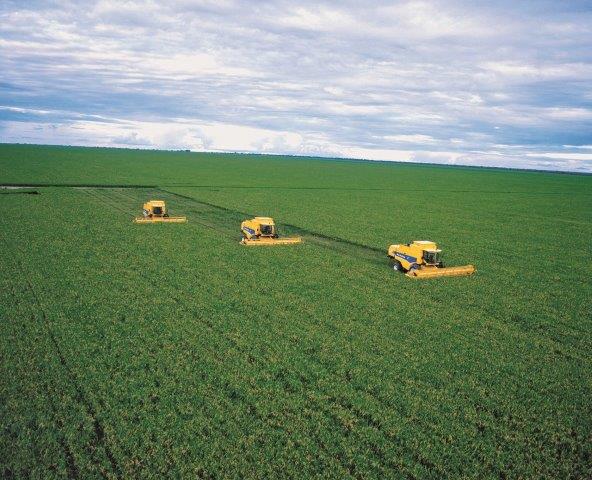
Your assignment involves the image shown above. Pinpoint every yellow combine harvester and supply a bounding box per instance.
[387,240,475,279]
[133,200,187,224]
[240,217,302,246]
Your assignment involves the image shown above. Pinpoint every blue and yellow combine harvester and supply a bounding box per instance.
[388,240,475,279]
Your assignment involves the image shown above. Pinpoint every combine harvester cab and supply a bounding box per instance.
[240,217,302,246]
[387,240,475,279]
[133,200,187,223]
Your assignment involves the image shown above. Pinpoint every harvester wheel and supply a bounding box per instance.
[393,260,403,272]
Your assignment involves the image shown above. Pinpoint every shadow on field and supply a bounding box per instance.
[0,189,40,195]
[78,187,387,268]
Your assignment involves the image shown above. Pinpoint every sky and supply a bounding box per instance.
[1,1,592,172]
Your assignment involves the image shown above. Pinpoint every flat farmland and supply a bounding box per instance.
[1,145,591,478]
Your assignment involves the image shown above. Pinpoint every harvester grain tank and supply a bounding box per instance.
[240,217,302,245]
[133,200,187,223]
[387,240,475,278]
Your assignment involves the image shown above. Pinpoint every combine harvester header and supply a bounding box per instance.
[133,200,187,223]
[240,217,301,246]
[388,240,475,279]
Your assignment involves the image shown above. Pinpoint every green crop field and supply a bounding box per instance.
[1,144,591,479]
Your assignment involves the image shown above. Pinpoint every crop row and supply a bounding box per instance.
[2,187,590,478]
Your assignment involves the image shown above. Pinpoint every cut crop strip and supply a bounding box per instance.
[158,188,385,257]
[0,183,157,188]
[76,186,385,261]
[0,190,39,195]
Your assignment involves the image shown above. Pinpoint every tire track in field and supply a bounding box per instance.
[0,233,122,479]
[88,187,238,239]
[105,187,384,267]
[0,183,157,188]
[78,188,136,220]
[0,258,80,479]
[137,275,422,479]
[65,187,386,267]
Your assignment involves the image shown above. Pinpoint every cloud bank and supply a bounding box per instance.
[1,0,591,172]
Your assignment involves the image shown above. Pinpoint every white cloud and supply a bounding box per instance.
[0,0,591,172]
[0,106,52,115]
[378,1,493,39]
[323,86,345,96]
[542,108,592,121]
[383,134,435,143]
[563,145,592,150]
[2,115,590,172]
[526,152,592,161]
[481,61,592,81]
[142,53,259,78]
[278,6,355,32]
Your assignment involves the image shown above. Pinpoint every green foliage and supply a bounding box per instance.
[1,145,591,478]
